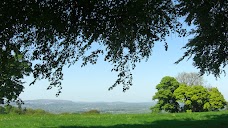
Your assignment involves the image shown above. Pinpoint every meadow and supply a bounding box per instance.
[0,111,228,128]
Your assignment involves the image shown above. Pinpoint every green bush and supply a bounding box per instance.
[0,106,6,114]
[82,110,100,114]
[4,105,13,114]
[24,108,48,115]
[186,110,192,113]
[151,107,160,113]
[11,107,23,114]
[61,112,72,115]
[0,105,49,115]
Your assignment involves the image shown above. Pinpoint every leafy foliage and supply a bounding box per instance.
[175,0,228,76]
[0,105,48,115]
[0,53,32,104]
[174,85,226,112]
[154,76,226,113]
[206,87,226,111]
[0,0,184,102]
[152,76,180,113]
[82,109,100,114]
[0,0,227,103]
[185,85,209,112]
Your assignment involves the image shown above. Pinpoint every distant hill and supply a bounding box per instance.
[22,99,156,114]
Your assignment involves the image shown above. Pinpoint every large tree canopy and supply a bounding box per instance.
[175,0,228,75]
[0,0,227,103]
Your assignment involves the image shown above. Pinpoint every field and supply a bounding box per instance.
[0,111,228,128]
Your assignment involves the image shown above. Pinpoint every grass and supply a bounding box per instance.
[0,111,228,128]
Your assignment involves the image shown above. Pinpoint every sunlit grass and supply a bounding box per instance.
[0,111,228,128]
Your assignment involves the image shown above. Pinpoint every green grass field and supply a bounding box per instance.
[0,111,228,128]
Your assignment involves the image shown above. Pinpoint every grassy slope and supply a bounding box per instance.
[0,111,228,128]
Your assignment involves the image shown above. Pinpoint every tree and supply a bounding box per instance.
[183,85,209,112]
[173,84,190,111]
[152,76,180,113]
[206,87,226,111]
[174,85,209,112]
[1,0,185,102]
[0,0,227,103]
[176,72,204,86]
[0,53,32,104]
[174,84,226,112]
[175,0,228,76]
[173,84,209,112]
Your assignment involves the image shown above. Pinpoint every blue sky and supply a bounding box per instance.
[20,32,228,103]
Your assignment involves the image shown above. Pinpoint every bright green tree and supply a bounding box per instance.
[152,76,180,113]
[175,85,227,112]
[206,87,226,111]
[186,85,209,112]
[173,84,190,111]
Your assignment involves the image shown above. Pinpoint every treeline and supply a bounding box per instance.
[0,105,48,115]
[0,105,102,115]
[152,74,227,113]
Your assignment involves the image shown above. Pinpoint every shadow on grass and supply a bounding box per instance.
[57,113,228,128]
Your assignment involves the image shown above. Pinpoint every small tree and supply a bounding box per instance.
[152,76,180,113]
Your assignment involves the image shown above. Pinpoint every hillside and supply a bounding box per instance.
[22,99,156,114]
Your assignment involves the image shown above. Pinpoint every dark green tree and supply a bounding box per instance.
[0,0,184,102]
[175,0,228,76]
[152,76,180,113]
[0,53,32,104]
[0,0,227,103]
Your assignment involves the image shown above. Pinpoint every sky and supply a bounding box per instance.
[19,32,228,103]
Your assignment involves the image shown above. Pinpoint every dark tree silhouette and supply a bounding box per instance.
[0,0,227,103]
